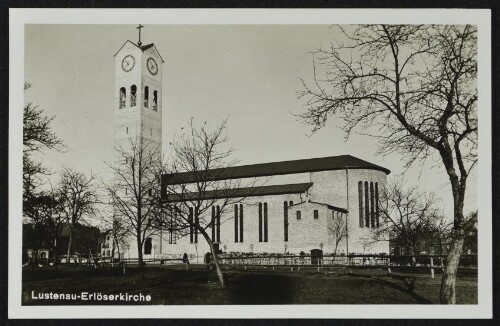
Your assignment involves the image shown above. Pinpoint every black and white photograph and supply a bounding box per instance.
[8,8,492,319]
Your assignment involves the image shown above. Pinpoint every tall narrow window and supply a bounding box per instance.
[153,90,158,111]
[314,210,319,219]
[234,204,239,243]
[375,182,380,227]
[358,181,364,227]
[364,181,370,227]
[211,206,216,242]
[119,87,126,109]
[370,182,375,228]
[130,85,137,106]
[194,210,199,243]
[144,237,152,255]
[258,203,263,242]
[169,207,175,244]
[263,203,268,242]
[289,200,293,207]
[239,204,244,242]
[144,86,149,108]
[189,207,194,243]
[126,126,129,134]
[216,205,221,243]
[284,201,288,242]
[296,211,301,220]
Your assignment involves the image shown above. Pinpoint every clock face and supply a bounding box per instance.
[147,58,158,75]
[121,55,135,72]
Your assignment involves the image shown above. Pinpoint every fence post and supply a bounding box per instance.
[440,257,444,272]
[430,257,435,279]
[387,257,391,274]
[123,262,126,275]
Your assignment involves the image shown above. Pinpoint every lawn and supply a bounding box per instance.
[22,264,478,305]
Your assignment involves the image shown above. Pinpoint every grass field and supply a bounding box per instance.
[22,264,478,305]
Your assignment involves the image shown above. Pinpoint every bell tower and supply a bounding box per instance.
[113,26,163,152]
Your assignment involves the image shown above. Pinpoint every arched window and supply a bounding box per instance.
[216,205,221,242]
[284,201,289,242]
[194,210,199,243]
[364,181,370,227]
[144,86,149,108]
[119,87,126,109]
[189,207,194,243]
[153,90,158,111]
[258,203,263,242]
[358,181,364,227]
[130,85,137,106]
[375,182,380,227]
[239,204,244,242]
[370,182,375,228]
[263,203,268,242]
[234,204,239,243]
[211,206,216,242]
[144,237,152,255]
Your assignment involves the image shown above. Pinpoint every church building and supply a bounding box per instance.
[110,30,390,261]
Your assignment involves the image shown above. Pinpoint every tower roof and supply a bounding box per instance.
[114,40,164,62]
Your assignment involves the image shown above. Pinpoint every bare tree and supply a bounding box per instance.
[298,25,477,303]
[58,168,98,263]
[23,185,66,271]
[105,135,162,280]
[23,83,65,199]
[328,212,347,256]
[372,179,452,261]
[163,118,255,289]
[96,200,130,260]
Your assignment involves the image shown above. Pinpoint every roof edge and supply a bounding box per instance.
[163,182,313,203]
[163,155,390,186]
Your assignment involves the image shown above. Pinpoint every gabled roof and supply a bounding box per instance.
[114,40,165,63]
[289,200,348,214]
[163,182,313,203]
[162,155,390,186]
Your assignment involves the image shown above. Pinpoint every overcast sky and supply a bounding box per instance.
[24,24,477,216]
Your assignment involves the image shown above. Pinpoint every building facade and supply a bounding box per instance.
[113,36,390,261]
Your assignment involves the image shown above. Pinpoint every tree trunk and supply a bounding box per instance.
[211,242,225,289]
[334,241,339,256]
[53,237,59,272]
[440,230,465,304]
[137,236,145,280]
[439,166,466,304]
[202,232,225,288]
[66,226,74,263]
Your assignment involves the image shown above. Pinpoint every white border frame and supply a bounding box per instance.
[9,8,492,319]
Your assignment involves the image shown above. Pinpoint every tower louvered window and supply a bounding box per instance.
[130,85,137,106]
[119,87,126,109]
[153,90,158,111]
[144,86,149,108]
